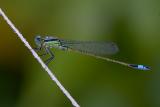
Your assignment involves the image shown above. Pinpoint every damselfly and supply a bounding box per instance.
[34,36,150,70]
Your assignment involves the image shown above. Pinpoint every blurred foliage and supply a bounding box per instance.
[0,0,160,107]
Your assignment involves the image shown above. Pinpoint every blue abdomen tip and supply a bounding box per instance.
[129,64,151,70]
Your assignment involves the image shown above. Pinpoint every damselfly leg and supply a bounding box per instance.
[44,47,54,65]
[34,47,47,56]
[34,46,54,65]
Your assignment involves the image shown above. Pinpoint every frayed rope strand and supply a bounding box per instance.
[0,8,80,107]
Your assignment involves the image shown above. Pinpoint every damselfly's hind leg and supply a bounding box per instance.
[44,47,54,65]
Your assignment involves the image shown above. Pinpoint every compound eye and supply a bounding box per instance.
[35,36,42,47]
[35,36,41,41]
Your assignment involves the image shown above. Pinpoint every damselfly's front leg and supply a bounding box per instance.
[34,47,41,52]
[39,48,49,57]
[34,46,49,57]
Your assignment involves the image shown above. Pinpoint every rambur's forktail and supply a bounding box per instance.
[34,36,150,70]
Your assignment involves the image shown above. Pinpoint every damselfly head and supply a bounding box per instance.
[35,35,43,47]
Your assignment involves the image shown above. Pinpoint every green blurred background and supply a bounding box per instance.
[0,0,159,107]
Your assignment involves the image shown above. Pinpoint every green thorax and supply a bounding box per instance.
[44,40,67,50]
